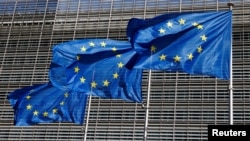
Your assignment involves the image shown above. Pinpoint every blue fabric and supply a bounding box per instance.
[49,39,143,103]
[8,10,232,126]
[127,11,232,80]
[7,83,88,126]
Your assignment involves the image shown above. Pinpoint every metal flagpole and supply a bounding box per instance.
[84,1,114,140]
[74,0,91,139]
[227,2,234,125]
[143,70,152,141]
[84,95,92,141]
[84,69,95,141]
[72,1,90,139]
[142,0,150,140]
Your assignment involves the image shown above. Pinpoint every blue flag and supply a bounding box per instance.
[127,11,232,80]
[8,11,232,126]
[49,39,143,103]
[7,83,88,126]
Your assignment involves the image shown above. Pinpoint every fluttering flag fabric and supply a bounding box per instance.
[7,83,88,126]
[127,11,232,80]
[49,39,143,103]
[8,10,232,126]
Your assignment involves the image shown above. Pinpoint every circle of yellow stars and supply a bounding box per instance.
[153,17,207,64]
[25,91,70,119]
[74,41,126,89]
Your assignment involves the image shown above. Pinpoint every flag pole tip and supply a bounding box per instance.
[227,3,234,8]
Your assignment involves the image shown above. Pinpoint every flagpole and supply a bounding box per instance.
[84,69,96,141]
[72,0,90,139]
[83,1,114,139]
[227,2,234,125]
[142,0,150,140]
[143,69,152,141]
[84,95,92,141]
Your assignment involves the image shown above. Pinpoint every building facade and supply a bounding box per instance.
[0,0,249,140]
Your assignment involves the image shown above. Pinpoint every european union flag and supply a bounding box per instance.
[49,39,143,103]
[127,11,232,80]
[7,83,88,126]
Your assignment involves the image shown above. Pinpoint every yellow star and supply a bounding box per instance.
[193,22,198,26]
[74,66,80,73]
[91,81,97,88]
[52,108,58,114]
[116,54,121,58]
[173,55,181,62]
[193,22,203,29]
[117,62,124,68]
[89,42,95,47]
[197,46,203,53]
[112,47,117,52]
[100,41,106,47]
[64,92,69,98]
[81,46,87,52]
[76,55,80,60]
[158,28,165,34]
[113,73,119,79]
[200,34,207,41]
[26,95,31,100]
[80,76,86,83]
[33,110,39,116]
[103,80,110,87]
[197,24,203,30]
[43,111,48,117]
[60,101,64,106]
[151,45,157,53]
[179,18,185,25]
[26,104,32,110]
[166,21,173,28]
[187,53,194,60]
[159,54,166,61]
